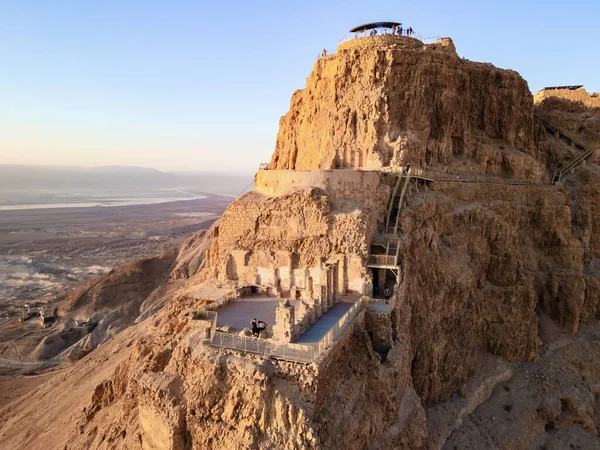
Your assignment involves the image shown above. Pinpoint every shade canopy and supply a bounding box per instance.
[541,85,583,91]
[349,22,401,33]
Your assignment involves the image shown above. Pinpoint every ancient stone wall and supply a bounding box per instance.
[534,87,600,108]
[205,187,378,296]
[254,169,390,216]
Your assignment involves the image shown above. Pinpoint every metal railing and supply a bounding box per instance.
[365,283,401,314]
[367,254,397,267]
[201,298,364,363]
[212,331,276,358]
[312,299,363,357]
[539,116,596,185]
[365,294,397,314]
[338,30,437,46]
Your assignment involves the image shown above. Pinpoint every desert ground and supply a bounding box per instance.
[0,193,231,343]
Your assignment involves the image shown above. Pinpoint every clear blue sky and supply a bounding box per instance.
[1,0,598,173]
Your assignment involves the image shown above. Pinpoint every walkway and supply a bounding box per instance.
[294,301,354,344]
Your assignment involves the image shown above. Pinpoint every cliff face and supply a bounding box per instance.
[271,36,544,181]
[398,182,595,403]
[3,36,600,450]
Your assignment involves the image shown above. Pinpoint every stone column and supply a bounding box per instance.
[317,284,329,313]
[273,299,295,343]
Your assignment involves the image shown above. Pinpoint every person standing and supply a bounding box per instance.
[251,318,260,338]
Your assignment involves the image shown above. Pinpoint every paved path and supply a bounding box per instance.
[294,301,353,344]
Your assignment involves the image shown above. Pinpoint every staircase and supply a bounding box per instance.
[540,117,596,184]
[384,172,411,235]
[367,173,409,270]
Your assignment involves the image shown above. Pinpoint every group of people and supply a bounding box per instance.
[250,318,267,338]
[369,25,414,37]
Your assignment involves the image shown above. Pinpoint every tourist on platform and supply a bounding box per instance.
[399,25,403,35]
[251,318,267,338]
[384,287,391,300]
[391,25,396,34]
[404,163,410,174]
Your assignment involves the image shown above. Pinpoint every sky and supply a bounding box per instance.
[1,0,598,174]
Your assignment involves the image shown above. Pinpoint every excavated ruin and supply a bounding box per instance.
[1,34,600,450]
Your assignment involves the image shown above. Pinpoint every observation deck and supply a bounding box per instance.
[335,21,451,54]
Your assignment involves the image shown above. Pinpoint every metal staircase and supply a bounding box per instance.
[367,172,409,276]
[540,117,597,184]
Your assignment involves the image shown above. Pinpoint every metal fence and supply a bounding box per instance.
[312,299,363,357]
[367,254,397,266]
[338,31,436,46]
[365,295,397,314]
[200,298,364,363]
[364,283,402,314]
[212,331,275,357]
[272,342,316,363]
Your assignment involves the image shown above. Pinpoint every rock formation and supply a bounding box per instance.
[270,36,545,183]
[1,34,600,450]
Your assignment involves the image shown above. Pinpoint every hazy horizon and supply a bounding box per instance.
[0,161,255,176]
[1,1,598,171]
[0,164,253,202]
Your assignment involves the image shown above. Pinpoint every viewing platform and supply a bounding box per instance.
[197,294,364,363]
[334,21,451,53]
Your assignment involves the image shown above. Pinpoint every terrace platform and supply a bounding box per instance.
[216,295,302,331]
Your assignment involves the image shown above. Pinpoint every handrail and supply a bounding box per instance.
[338,30,427,46]
[365,283,401,314]
[202,298,363,363]
[385,174,403,229]
[367,254,397,266]
[539,116,596,184]
[394,173,411,235]
[312,299,363,357]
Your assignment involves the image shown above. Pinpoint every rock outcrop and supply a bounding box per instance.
[2,34,600,450]
[270,36,545,182]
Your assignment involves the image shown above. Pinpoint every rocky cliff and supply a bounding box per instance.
[270,36,545,182]
[2,35,600,450]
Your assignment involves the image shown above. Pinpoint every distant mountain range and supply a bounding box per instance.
[0,164,253,196]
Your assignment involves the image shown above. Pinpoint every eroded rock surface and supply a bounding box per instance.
[1,35,600,450]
